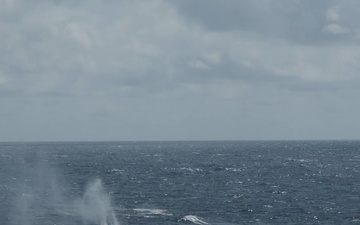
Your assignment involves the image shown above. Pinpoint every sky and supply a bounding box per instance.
[1,0,360,141]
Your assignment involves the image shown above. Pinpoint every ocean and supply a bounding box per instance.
[1,141,360,224]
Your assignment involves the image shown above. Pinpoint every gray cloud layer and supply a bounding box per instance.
[1,0,360,141]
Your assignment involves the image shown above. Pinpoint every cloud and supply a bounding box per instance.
[1,0,359,100]
[326,5,340,22]
[170,0,339,44]
[0,1,178,96]
[322,23,349,34]
[323,4,350,35]
[1,0,360,141]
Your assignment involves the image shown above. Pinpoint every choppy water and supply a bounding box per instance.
[1,141,360,224]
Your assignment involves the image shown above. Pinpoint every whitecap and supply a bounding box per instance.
[180,167,202,172]
[180,215,208,224]
[133,208,173,216]
[225,167,243,172]
[108,169,124,174]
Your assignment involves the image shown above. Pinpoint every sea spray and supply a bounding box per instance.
[14,177,120,225]
[11,156,66,225]
[11,152,120,225]
[75,179,120,225]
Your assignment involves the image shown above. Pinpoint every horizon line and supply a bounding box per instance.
[1,139,359,143]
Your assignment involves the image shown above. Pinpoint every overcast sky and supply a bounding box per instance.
[1,0,360,141]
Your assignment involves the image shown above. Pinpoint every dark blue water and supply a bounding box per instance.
[1,141,360,224]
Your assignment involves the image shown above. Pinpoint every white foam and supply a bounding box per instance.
[108,168,124,174]
[180,167,202,172]
[133,208,173,216]
[225,167,243,172]
[180,215,208,224]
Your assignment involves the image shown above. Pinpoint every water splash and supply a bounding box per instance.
[180,215,208,224]
[76,179,120,225]
[11,156,120,225]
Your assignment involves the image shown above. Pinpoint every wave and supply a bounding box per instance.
[180,215,208,224]
[133,208,173,216]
